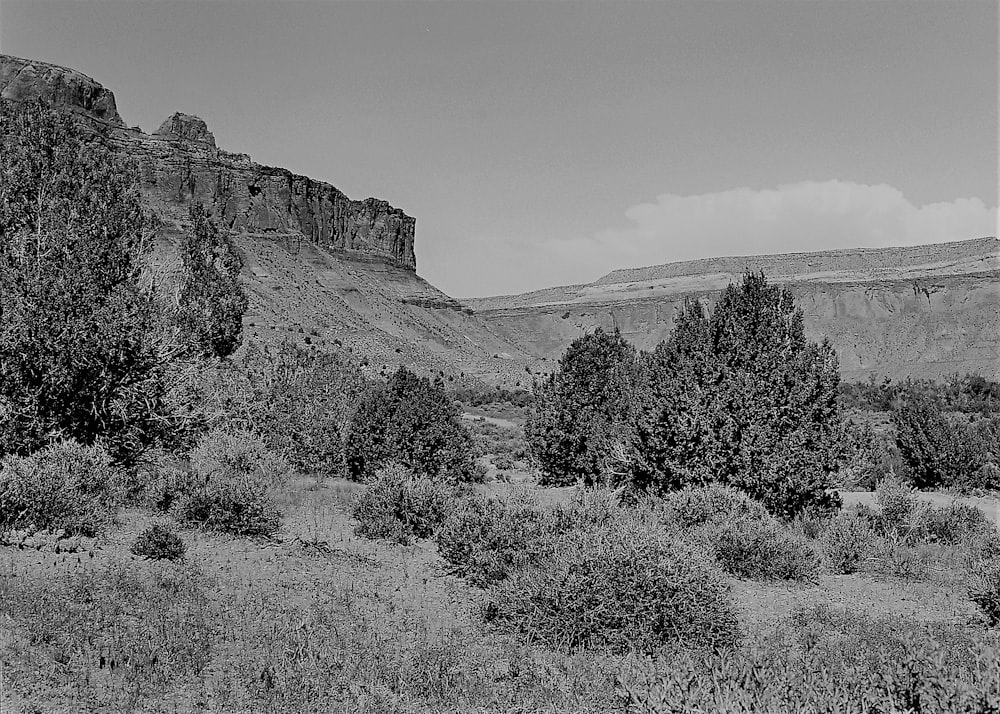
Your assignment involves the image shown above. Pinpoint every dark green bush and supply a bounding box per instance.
[175,203,247,359]
[131,523,186,561]
[0,100,176,463]
[346,367,476,483]
[526,328,639,486]
[916,502,993,545]
[352,464,455,545]
[631,273,842,519]
[0,441,119,537]
[484,515,740,653]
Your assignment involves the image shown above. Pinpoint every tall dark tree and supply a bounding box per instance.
[177,203,247,359]
[526,328,639,486]
[345,367,475,482]
[635,273,842,518]
[0,100,168,461]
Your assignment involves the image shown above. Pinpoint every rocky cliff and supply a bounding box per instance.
[469,238,1000,381]
[0,54,416,270]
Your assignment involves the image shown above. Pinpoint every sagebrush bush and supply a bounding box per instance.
[174,429,288,537]
[131,523,186,561]
[874,476,920,535]
[698,513,821,582]
[0,440,119,536]
[484,515,739,653]
[352,464,455,545]
[435,488,550,586]
[915,502,993,545]
[821,510,876,574]
[656,484,771,530]
[968,558,1000,626]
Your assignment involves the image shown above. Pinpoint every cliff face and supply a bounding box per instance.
[469,238,1000,381]
[0,55,416,270]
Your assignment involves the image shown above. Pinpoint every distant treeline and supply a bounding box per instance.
[839,374,1000,414]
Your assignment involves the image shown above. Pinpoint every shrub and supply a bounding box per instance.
[0,440,119,536]
[821,510,876,574]
[874,476,921,536]
[656,484,771,530]
[697,513,821,582]
[525,328,639,486]
[174,429,288,537]
[176,203,247,359]
[483,515,740,653]
[0,100,176,463]
[892,392,987,490]
[217,341,367,477]
[631,273,842,519]
[346,368,476,483]
[352,464,455,545]
[131,523,186,561]
[968,558,1000,626]
[492,454,515,471]
[436,489,551,586]
[916,502,993,545]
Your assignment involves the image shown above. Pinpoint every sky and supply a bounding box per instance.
[1,0,997,297]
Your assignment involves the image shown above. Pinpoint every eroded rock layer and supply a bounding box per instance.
[0,54,416,270]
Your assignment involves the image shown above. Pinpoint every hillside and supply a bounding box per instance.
[1,54,534,385]
[469,238,1000,381]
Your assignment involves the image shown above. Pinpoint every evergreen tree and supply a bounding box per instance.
[635,273,841,518]
[177,203,247,359]
[0,100,169,461]
[345,367,475,482]
[526,328,639,486]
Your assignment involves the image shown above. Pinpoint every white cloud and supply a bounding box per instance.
[543,181,998,277]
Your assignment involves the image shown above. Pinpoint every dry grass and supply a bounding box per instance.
[2,479,999,713]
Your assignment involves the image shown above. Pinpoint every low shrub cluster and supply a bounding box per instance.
[171,429,289,537]
[131,522,186,561]
[0,440,120,537]
[618,608,998,712]
[658,485,821,582]
[484,515,740,654]
[352,464,455,545]
[820,510,876,574]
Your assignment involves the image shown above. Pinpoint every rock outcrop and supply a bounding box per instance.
[470,238,1000,381]
[0,54,417,270]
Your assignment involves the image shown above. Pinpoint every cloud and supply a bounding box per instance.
[543,181,998,277]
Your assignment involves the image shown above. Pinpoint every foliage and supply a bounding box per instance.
[131,522,186,561]
[483,514,740,654]
[526,328,639,486]
[435,488,551,586]
[174,429,288,537]
[632,273,842,519]
[176,203,247,359]
[821,510,876,574]
[618,609,997,712]
[655,483,771,530]
[0,100,176,462]
[352,464,455,545]
[873,476,921,536]
[892,391,989,489]
[916,502,993,545]
[840,373,1000,414]
[214,341,367,478]
[697,512,821,582]
[345,367,476,483]
[968,558,1000,627]
[451,385,533,408]
[0,440,119,536]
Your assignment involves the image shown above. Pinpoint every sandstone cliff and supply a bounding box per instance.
[469,238,1000,381]
[0,54,416,270]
